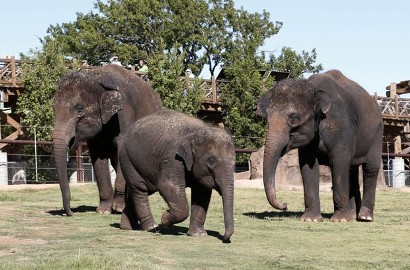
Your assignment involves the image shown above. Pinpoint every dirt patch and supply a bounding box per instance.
[0,236,48,246]
[0,183,87,191]
[0,236,47,257]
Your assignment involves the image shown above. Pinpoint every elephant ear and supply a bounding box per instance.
[100,82,123,124]
[176,139,194,171]
[314,89,331,114]
[255,90,272,118]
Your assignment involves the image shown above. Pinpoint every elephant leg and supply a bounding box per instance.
[159,181,189,227]
[111,156,126,213]
[120,190,140,230]
[89,143,114,214]
[330,153,356,222]
[93,158,114,214]
[299,147,323,222]
[349,166,361,217]
[187,183,212,237]
[358,159,379,221]
[120,157,158,232]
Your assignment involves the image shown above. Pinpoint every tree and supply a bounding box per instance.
[16,0,323,159]
[221,44,322,163]
[17,41,70,142]
[269,47,323,78]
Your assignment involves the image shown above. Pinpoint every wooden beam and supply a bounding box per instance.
[0,130,21,149]
[0,110,22,130]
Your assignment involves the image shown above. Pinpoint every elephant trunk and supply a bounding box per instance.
[263,120,289,211]
[53,128,74,216]
[220,175,234,243]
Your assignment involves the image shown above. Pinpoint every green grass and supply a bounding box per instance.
[0,184,409,270]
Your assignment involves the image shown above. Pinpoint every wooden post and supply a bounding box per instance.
[211,76,217,103]
[76,145,84,183]
[390,82,397,98]
[11,56,16,87]
[395,94,399,118]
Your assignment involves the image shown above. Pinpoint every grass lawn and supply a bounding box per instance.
[0,183,409,270]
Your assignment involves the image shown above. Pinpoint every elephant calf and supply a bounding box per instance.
[119,109,235,243]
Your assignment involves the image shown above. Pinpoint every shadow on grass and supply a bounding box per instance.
[243,211,333,220]
[110,223,224,241]
[47,205,97,216]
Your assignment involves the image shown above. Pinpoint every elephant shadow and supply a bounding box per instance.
[47,205,97,216]
[110,223,224,241]
[243,211,333,220]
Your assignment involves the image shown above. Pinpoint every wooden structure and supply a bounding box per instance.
[386,80,410,97]
[0,57,25,147]
[2,56,410,157]
[377,93,410,156]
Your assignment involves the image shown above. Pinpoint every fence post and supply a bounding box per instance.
[34,127,38,182]
[76,144,83,183]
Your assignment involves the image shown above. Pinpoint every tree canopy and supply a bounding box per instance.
[19,0,323,154]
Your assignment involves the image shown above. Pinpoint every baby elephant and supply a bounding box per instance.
[119,110,235,243]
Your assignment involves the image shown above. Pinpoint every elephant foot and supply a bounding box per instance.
[357,207,374,222]
[301,211,323,222]
[330,209,356,222]
[112,194,125,213]
[120,212,141,230]
[161,210,188,227]
[144,224,159,233]
[97,200,113,215]
[187,227,208,237]
[112,200,125,213]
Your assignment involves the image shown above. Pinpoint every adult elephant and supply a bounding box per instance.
[119,110,235,243]
[256,70,383,222]
[53,65,163,216]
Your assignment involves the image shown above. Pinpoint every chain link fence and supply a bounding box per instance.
[0,125,409,187]
[0,151,98,185]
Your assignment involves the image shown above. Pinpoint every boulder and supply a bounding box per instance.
[248,147,386,189]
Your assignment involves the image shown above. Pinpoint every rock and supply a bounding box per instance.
[248,147,385,189]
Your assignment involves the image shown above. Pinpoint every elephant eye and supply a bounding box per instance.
[288,114,301,128]
[207,157,217,167]
[74,104,85,118]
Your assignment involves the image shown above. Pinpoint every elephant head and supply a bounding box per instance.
[177,127,235,243]
[53,71,123,216]
[255,79,331,210]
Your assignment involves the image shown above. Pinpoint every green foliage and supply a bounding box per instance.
[16,0,323,159]
[148,48,205,114]
[270,47,323,78]
[17,41,70,142]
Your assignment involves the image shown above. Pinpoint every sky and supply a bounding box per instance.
[2,0,409,96]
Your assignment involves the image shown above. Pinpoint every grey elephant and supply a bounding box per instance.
[119,109,235,243]
[53,65,163,216]
[256,70,383,222]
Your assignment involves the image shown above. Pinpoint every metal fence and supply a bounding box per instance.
[0,151,98,185]
[1,148,409,187]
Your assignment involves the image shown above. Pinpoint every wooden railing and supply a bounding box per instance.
[0,56,26,87]
[0,57,225,104]
[376,95,410,120]
[3,56,410,117]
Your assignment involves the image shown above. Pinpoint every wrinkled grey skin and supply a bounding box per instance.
[119,110,235,243]
[256,70,383,222]
[53,65,163,216]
